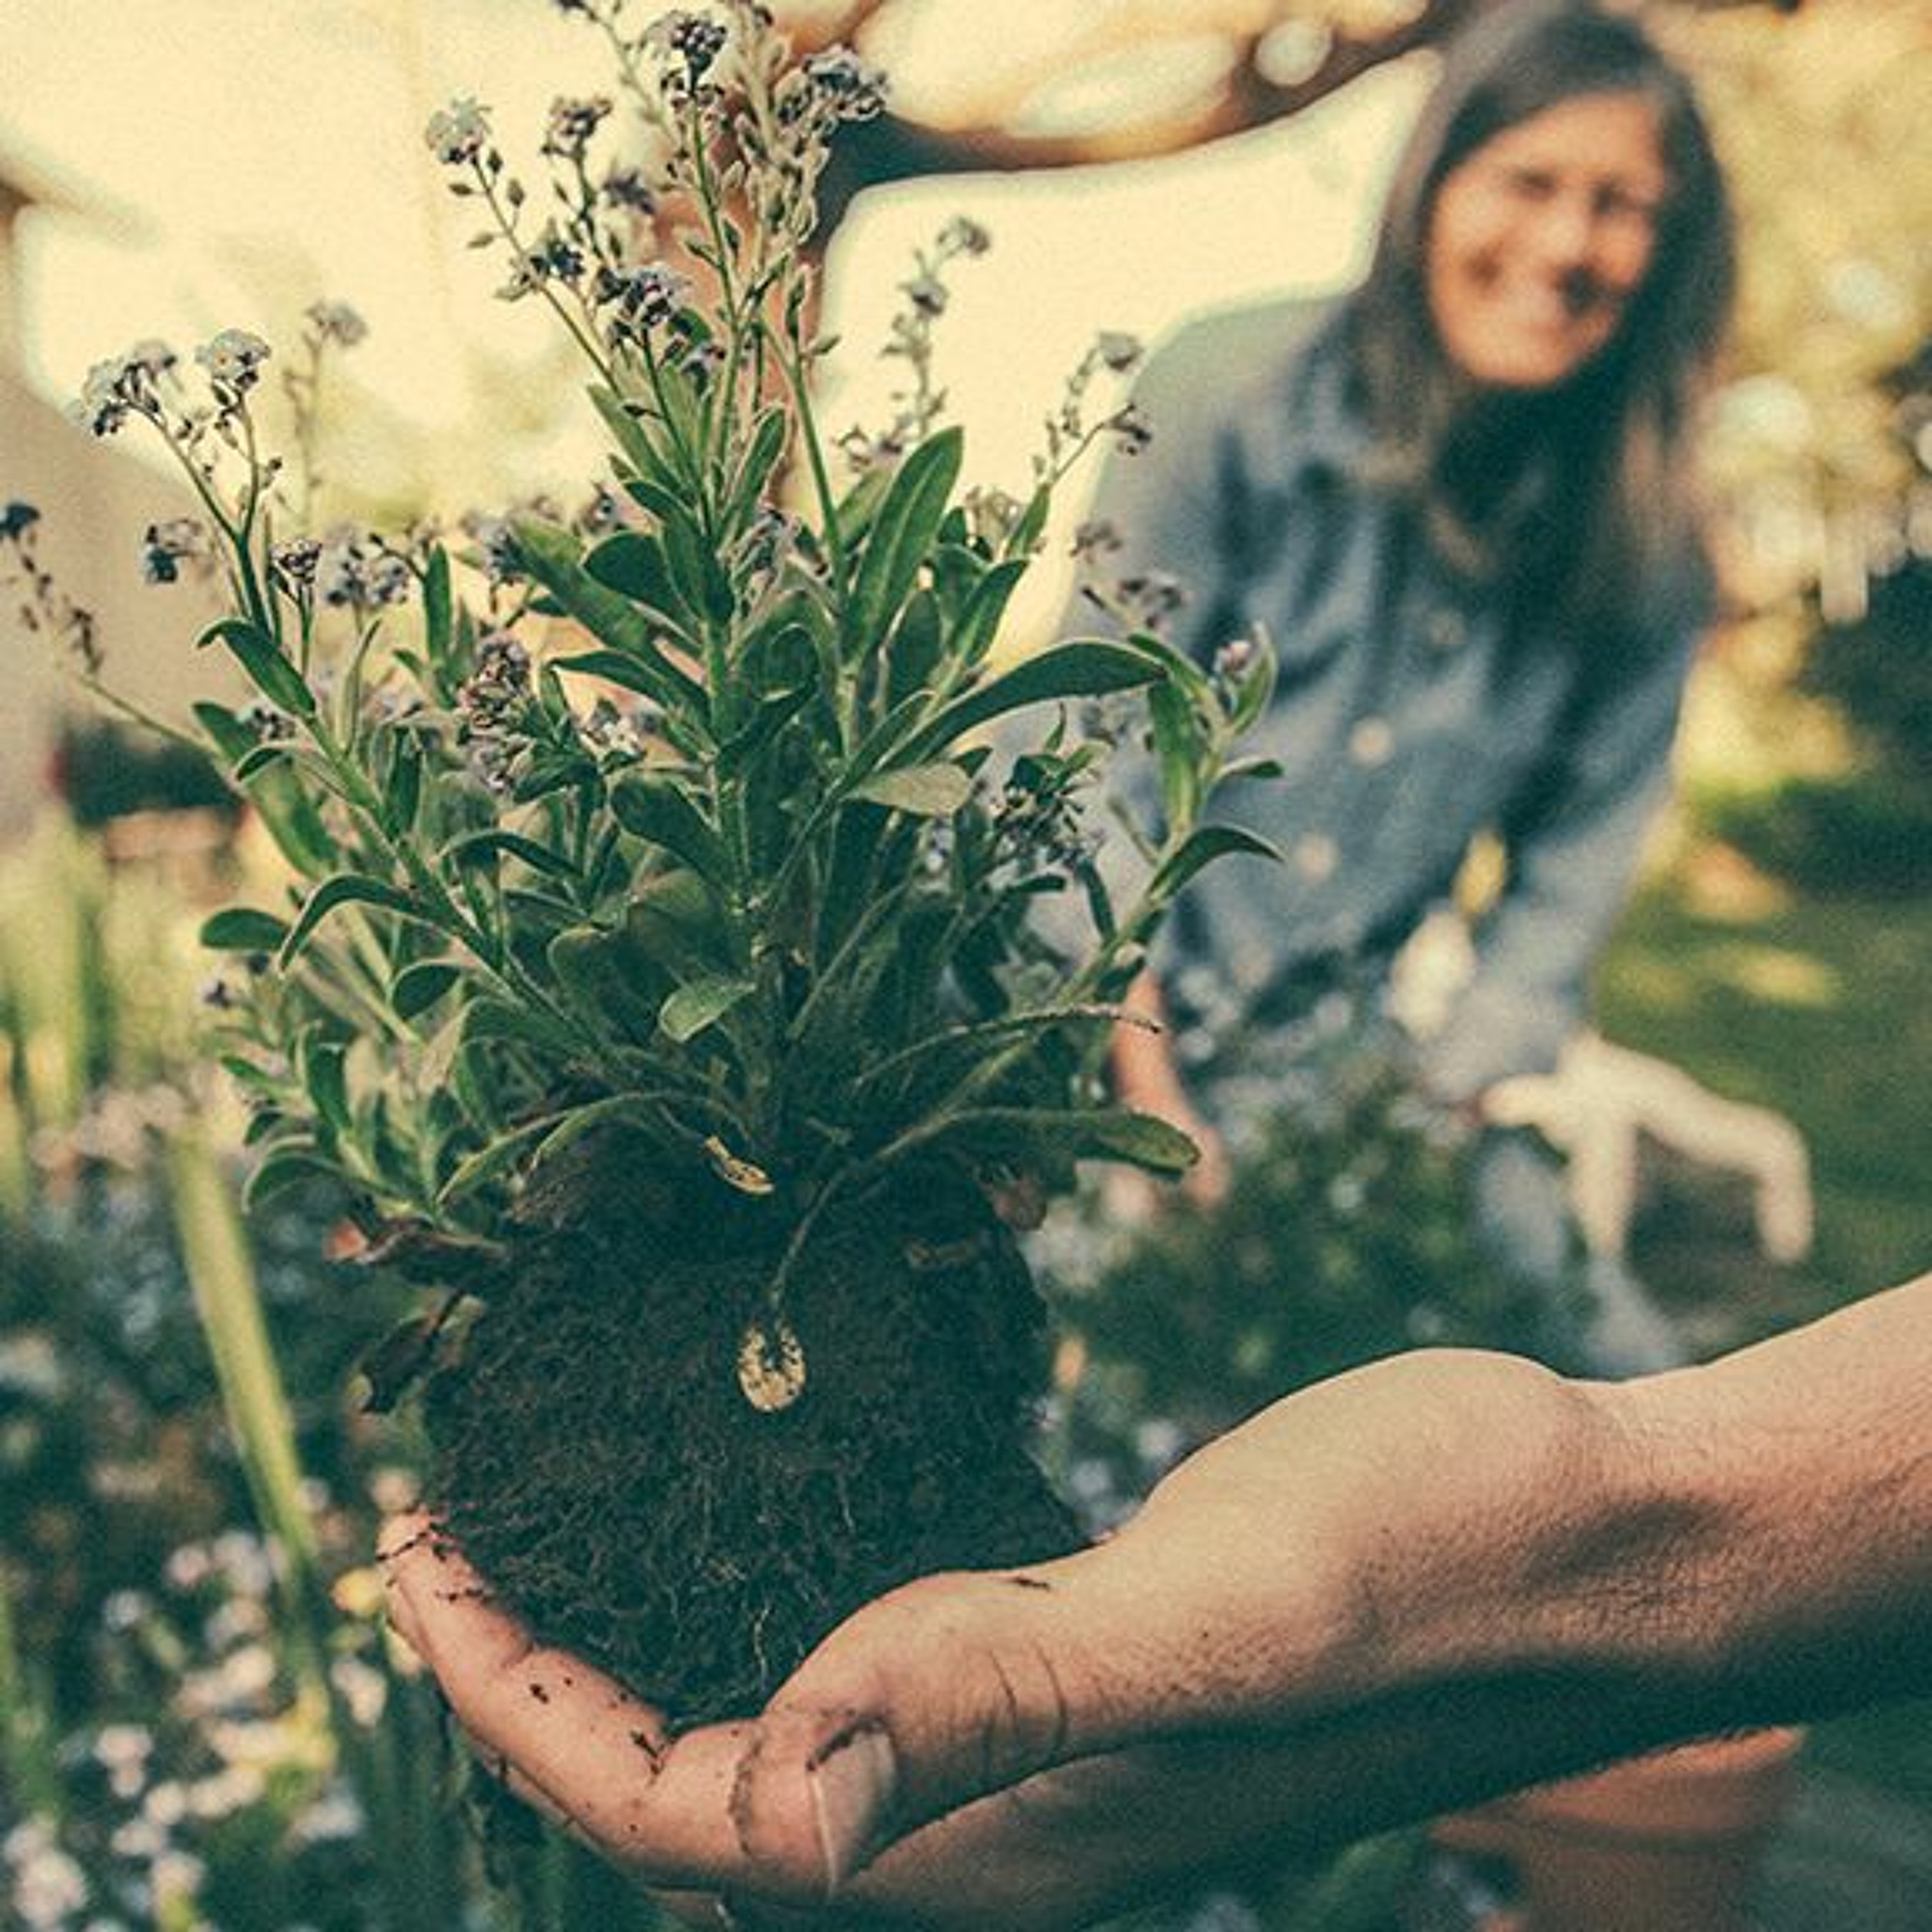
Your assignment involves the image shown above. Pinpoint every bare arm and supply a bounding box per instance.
[384,1273,1932,1928]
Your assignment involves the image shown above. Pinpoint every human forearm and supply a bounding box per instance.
[1597,1273,1932,1726]
[786,1287,1932,1882]
[1265,1274,1932,1794]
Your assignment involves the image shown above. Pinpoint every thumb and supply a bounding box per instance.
[728,1550,1136,1900]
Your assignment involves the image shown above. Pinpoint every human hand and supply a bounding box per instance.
[378,1492,1334,1930]
[382,1347,1626,1927]
[1108,974,1229,1215]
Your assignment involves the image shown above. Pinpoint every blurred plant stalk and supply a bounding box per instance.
[0,1562,62,1819]
[0,808,489,1927]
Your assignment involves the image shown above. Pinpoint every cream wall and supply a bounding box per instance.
[1,369,231,838]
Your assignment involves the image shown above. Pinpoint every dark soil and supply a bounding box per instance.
[423,1156,1080,1726]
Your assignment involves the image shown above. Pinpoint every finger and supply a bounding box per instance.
[729,1553,1155,1899]
[379,1513,752,1883]
[726,1410,1378,1900]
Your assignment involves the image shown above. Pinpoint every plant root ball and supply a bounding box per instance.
[424,1178,1080,1727]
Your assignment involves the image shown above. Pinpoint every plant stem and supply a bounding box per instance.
[0,1559,62,1820]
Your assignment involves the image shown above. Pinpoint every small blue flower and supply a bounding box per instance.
[73,341,176,436]
[305,300,368,348]
[142,518,208,585]
[425,97,492,166]
[196,329,272,395]
[802,46,888,122]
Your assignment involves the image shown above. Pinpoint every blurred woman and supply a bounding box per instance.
[1094,0,1738,1378]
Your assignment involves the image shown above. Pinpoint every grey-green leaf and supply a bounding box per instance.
[849,428,963,652]
[610,777,731,886]
[278,875,439,968]
[902,639,1164,761]
[659,974,754,1044]
[200,907,290,952]
[392,960,462,1022]
[845,762,972,818]
[198,618,317,719]
[1148,823,1283,905]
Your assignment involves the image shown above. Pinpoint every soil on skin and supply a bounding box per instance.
[424,1159,1080,1727]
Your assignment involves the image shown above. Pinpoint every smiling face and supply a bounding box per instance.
[1426,90,1669,393]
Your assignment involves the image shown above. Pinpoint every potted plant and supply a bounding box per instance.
[31,0,1274,1729]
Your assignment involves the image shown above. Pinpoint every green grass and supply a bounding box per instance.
[1598,862,1932,1329]
[1596,840,1932,1812]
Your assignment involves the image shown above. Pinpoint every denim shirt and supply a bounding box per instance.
[1081,295,1708,1103]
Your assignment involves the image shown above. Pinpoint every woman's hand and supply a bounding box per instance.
[1109,971,1230,1212]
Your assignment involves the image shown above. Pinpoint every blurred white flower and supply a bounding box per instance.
[6,1820,91,1928]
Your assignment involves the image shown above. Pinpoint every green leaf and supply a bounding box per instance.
[1008,486,1051,557]
[511,749,600,806]
[589,383,663,477]
[200,907,290,952]
[938,1105,1200,1177]
[278,875,438,968]
[610,776,731,886]
[442,829,579,880]
[1148,677,1205,831]
[620,472,688,527]
[848,428,963,653]
[300,1035,350,1135]
[198,618,317,719]
[423,545,455,684]
[884,589,944,710]
[219,1053,288,1098]
[845,762,972,817]
[1148,823,1283,906]
[392,960,462,1022]
[461,996,578,1057]
[651,355,710,488]
[386,734,424,835]
[193,702,256,761]
[621,869,736,976]
[547,649,688,724]
[1221,755,1287,783]
[1229,636,1277,734]
[512,520,708,719]
[583,531,685,624]
[242,1147,335,1209]
[951,556,1029,668]
[232,742,291,782]
[902,639,1164,761]
[724,406,790,526]
[660,511,734,630]
[659,974,754,1044]
[853,1004,1130,1108]
[193,703,337,877]
[522,1092,686,1189]
[714,681,815,782]
[437,1110,569,1206]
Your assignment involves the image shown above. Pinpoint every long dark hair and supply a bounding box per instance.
[1347,0,1736,629]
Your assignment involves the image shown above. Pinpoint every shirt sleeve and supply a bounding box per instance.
[1421,601,1705,1104]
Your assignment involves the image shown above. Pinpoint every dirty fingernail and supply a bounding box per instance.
[808,1725,897,1889]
